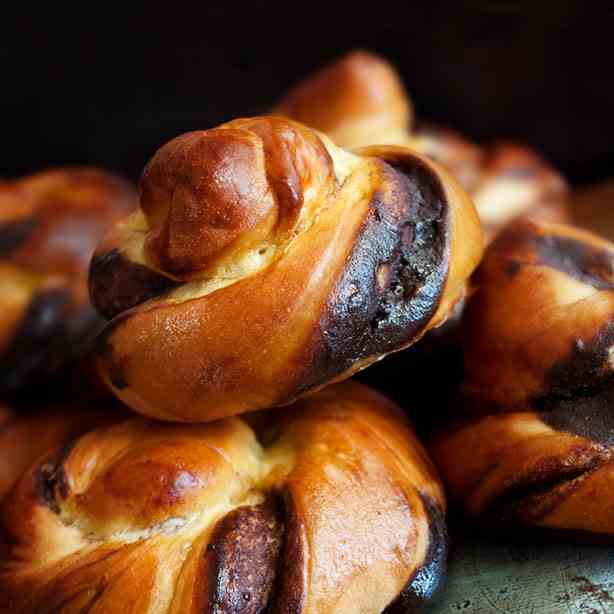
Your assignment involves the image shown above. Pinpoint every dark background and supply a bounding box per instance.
[4,2,614,185]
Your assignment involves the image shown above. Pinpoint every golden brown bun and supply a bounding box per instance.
[277,51,570,241]
[431,219,614,534]
[89,116,482,422]
[274,50,413,150]
[0,168,136,396]
[0,382,447,613]
[0,402,125,500]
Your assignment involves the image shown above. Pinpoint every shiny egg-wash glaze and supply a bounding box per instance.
[0,169,136,396]
[431,219,614,535]
[0,402,125,499]
[0,382,447,613]
[276,50,570,240]
[89,117,482,422]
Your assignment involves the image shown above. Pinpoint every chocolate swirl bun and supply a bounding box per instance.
[431,219,614,535]
[0,382,447,613]
[0,168,136,396]
[89,116,482,422]
[277,51,570,240]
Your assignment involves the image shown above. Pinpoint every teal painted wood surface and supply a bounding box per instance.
[430,529,614,614]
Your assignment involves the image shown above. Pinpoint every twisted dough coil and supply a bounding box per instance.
[276,51,570,240]
[0,168,136,395]
[0,382,447,613]
[431,219,614,534]
[89,116,482,422]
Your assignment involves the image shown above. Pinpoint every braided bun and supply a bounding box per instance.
[89,116,482,422]
[431,219,614,534]
[0,382,447,613]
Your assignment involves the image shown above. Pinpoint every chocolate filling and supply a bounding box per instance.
[0,288,75,394]
[483,450,608,525]
[306,155,449,391]
[203,500,284,614]
[536,322,614,445]
[265,489,308,614]
[505,231,614,290]
[89,248,181,320]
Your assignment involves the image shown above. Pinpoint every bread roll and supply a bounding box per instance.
[89,116,482,421]
[432,219,614,534]
[0,382,447,613]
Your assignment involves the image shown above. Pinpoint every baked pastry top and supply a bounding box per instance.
[89,116,482,422]
[0,402,124,500]
[0,382,447,614]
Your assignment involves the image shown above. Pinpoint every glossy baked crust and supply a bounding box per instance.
[0,168,136,395]
[276,51,570,240]
[89,116,482,422]
[431,219,614,534]
[0,382,447,613]
[0,402,125,500]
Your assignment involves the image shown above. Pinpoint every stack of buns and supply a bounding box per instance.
[0,51,611,613]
